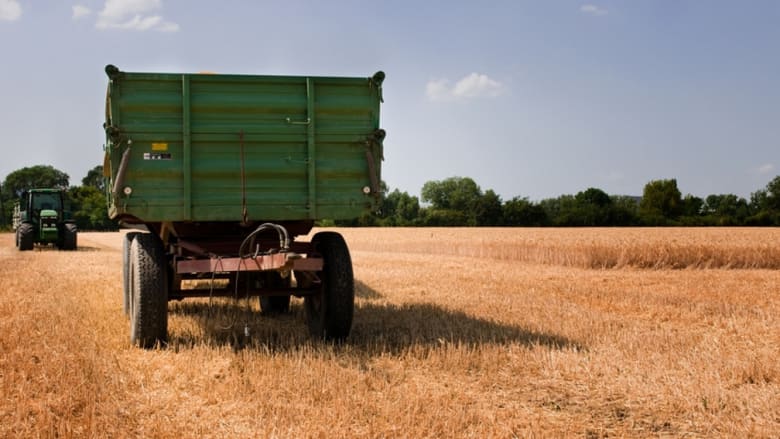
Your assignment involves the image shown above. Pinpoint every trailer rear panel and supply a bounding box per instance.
[103,65,384,224]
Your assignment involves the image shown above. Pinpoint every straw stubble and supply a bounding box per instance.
[0,228,777,437]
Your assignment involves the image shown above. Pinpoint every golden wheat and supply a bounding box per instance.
[334,227,780,269]
[0,229,778,437]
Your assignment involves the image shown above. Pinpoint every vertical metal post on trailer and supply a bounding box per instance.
[306,78,316,219]
[182,74,193,221]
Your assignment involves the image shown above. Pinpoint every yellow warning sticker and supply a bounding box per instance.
[152,143,168,151]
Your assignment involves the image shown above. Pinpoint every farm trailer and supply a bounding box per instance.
[103,65,385,347]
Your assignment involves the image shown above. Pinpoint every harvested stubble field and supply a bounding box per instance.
[0,227,778,438]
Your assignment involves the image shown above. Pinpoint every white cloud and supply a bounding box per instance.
[72,5,92,20]
[580,4,608,16]
[756,163,775,175]
[426,73,505,102]
[453,73,504,98]
[96,0,179,32]
[425,79,451,102]
[0,0,22,21]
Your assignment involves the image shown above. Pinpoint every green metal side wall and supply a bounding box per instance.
[104,66,384,223]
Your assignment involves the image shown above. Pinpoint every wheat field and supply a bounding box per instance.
[0,228,778,437]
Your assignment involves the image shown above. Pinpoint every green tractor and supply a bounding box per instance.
[13,189,78,251]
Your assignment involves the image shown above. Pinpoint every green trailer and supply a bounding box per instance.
[103,64,385,347]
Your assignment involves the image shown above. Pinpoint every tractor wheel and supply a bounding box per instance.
[259,273,292,314]
[129,233,168,348]
[122,232,141,317]
[15,228,19,248]
[61,223,78,251]
[304,232,354,341]
[18,223,34,251]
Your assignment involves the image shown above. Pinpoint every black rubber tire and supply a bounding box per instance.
[129,233,168,348]
[15,228,20,248]
[260,294,291,315]
[61,223,78,251]
[18,223,34,251]
[122,232,141,317]
[304,232,354,341]
[259,273,292,314]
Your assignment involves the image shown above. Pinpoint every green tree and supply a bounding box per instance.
[609,195,640,226]
[421,177,484,226]
[765,175,780,211]
[702,194,749,225]
[539,195,578,226]
[573,187,612,226]
[746,175,780,225]
[503,197,548,226]
[421,177,482,212]
[681,194,704,217]
[418,208,468,226]
[82,165,106,192]
[68,185,115,231]
[639,179,682,224]
[380,188,420,226]
[475,189,503,226]
[750,189,769,213]
[2,165,69,198]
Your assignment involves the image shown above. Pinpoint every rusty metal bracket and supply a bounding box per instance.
[177,254,322,274]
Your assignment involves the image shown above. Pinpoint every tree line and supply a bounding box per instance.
[1,165,779,230]
[341,175,780,227]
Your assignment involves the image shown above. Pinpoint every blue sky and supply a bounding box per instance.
[1,0,778,201]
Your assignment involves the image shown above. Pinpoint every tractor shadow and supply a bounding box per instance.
[167,292,583,355]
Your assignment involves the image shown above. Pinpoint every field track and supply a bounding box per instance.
[1,228,778,437]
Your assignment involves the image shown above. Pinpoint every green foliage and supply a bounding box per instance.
[421,177,500,226]
[639,179,682,224]
[381,189,421,226]
[764,175,780,211]
[540,195,579,226]
[681,194,704,217]
[475,189,503,226]
[68,186,116,231]
[2,165,70,198]
[422,176,481,210]
[82,165,106,192]
[503,197,548,226]
[609,196,640,226]
[419,208,468,226]
[573,188,613,226]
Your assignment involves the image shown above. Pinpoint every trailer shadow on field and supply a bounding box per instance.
[166,295,584,355]
[350,302,584,354]
[355,279,383,300]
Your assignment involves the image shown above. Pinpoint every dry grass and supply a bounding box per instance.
[339,227,780,269]
[0,228,778,438]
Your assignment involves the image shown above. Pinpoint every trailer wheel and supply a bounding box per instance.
[129,233,168,348]
[261,296,291,314]
[259,273,291,314]
[18,223,34,251]
[61,223,78,251]
[122,232,141,317]
[305,232,354,341]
